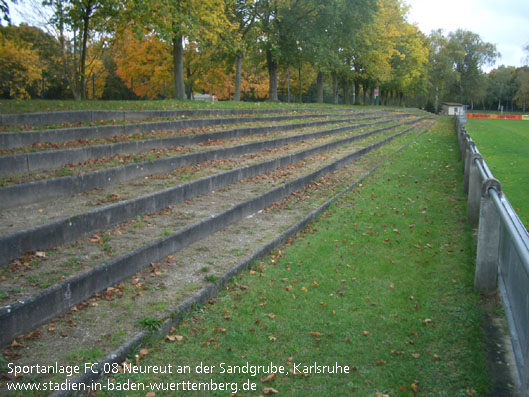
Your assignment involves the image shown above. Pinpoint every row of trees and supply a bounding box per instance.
[481,65,529,113]
[428,30,529,112]
[1,0,528,111]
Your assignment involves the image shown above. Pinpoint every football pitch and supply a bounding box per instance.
[466,118,529,228]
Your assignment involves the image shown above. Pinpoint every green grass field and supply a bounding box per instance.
[97,118,490,396]
[466,119,529,228]
[467,110,526,115]
[0,102,495,394]
[0,99,354,114]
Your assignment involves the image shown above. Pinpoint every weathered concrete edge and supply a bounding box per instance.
[48,122,432,397]
[0,107,369,128]
[0,119,421,266]
[0,125,419,347]
[0,111,364,149]
[0,116,400,207]
[0,115,386,175]
[0,116,332,172]
[0,110,397,149]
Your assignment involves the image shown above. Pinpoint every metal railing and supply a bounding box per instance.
[456,116,529,395]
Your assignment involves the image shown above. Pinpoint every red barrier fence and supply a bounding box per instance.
[467,113,529,120]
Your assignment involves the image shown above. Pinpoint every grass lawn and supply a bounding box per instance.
[0,99,360,114]
[467,110,525,115]
[99,117,490,396]
[466,119,529,228]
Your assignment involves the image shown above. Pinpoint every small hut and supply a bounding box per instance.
[441,103,465,116]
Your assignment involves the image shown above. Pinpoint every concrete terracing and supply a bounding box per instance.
[0,107,432,392]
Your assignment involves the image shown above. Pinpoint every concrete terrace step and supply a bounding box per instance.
[0,116,405,207]
[0,122,422,347]
[0,114,405,175]
[0,111,380,149]
[0,107,383,128]
[47,123,434,395]
[0,118,425,266]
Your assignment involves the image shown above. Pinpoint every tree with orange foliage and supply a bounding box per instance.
[122,0,232,100]
[113,30,173,99]
[0,32,42,99]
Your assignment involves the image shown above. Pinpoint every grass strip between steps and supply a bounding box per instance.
[92,117,490,395]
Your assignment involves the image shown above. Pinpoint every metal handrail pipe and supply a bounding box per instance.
[475,157,493,182]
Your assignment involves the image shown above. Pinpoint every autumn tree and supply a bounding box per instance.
[445,29,498,105]
[114,29,173,99]
[487,65,517,111]
[276,58,315,102]
[332,0,377,105]
[15,24,70,98]
[0,23,70,98]
[100,48,130,99]
[427,29,454,112]
[44,0,119,99]
[83,42,110,99]
[124,0,232,100]
[308,0,376,104]
[221,0,259,101]
[254,0,319,101]
[386,22,429,106]
[355,0,403,105]
[514,66,529,112]
[0,31,43,98]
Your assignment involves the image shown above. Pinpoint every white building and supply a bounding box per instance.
[441,103,465,116]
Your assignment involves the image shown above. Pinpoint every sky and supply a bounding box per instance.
[405,0,529,68]
[5,0,529,69]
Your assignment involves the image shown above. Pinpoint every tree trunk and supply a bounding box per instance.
[266,48,278,101]
[56,2,74,100]
[80,6,92,101]
[362,83,367,105]
[435,86,439,113]
[343,80,350,105]
[71,30,81,100]
[354,81,359,104]
[298,64,302,103]
[186,65,193,99]
[316,71,324,103]
[234,54,242,101]
[173,36,186,100]
[287,66,291,103]
[459,77,464,104]
[59,19,80,100]
[332,72,339,104]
